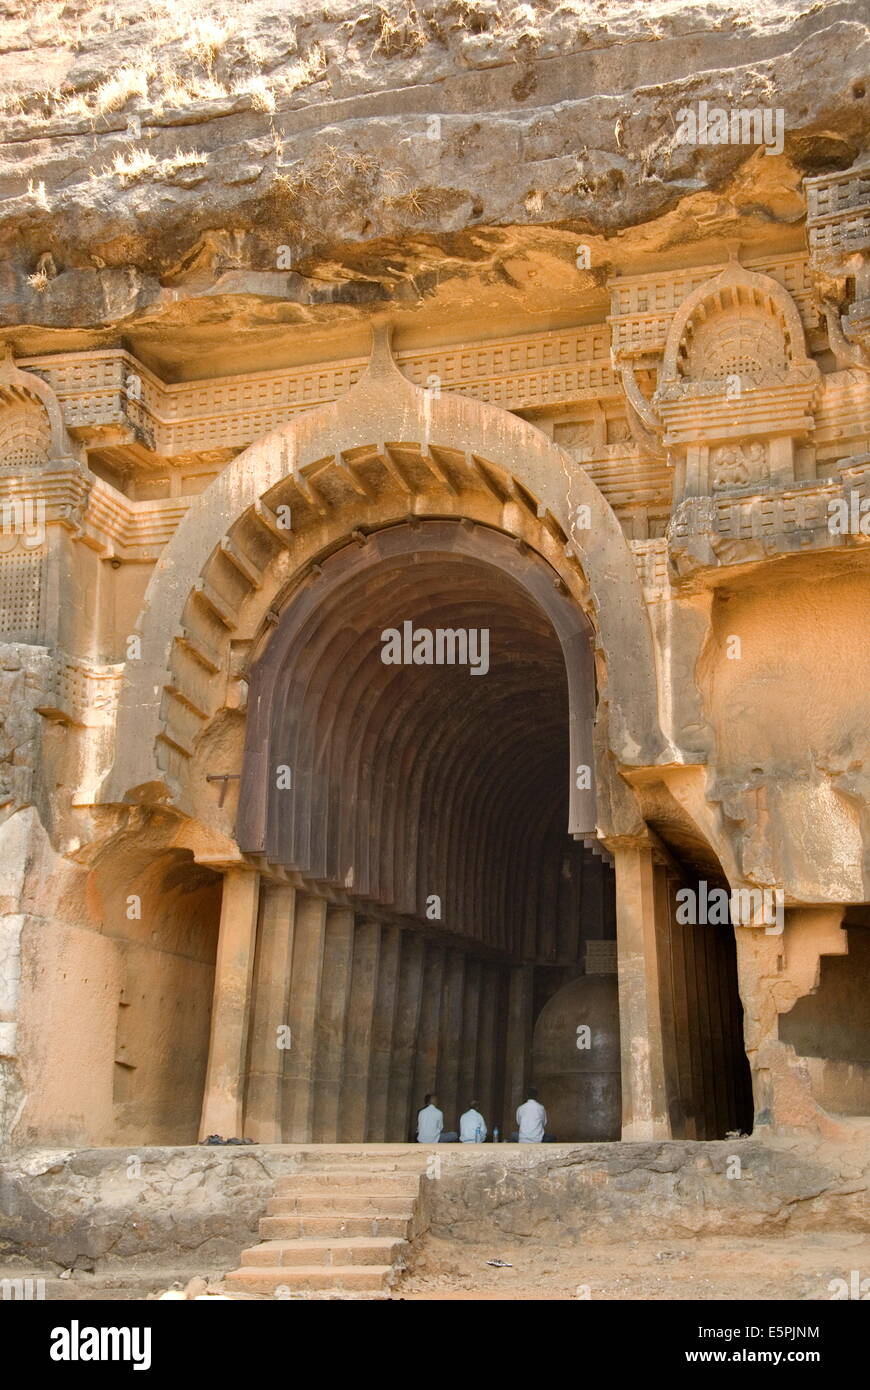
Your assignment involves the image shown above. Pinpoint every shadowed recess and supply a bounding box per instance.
[238,520,598,960]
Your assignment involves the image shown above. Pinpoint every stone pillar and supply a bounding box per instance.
[681,884,704,1135]
[652,864,681,1136]
[684,443,706,497]
[367,925,401,1140]
[245,881,296,1142]
[436,949,465,1129]
[503,963,533,1132]
[412,942,445,1121]
[663,874,696,1138]
[387,934,425,1141]
[457,958,482,1113]
[693,921,715,1136]
[199,866,260,1140]
[284,893,327,1142]
[338,919,381,1140]
[476,963,500,1131]
[613,841,671,1139]
[707,926,732,1135]
[312,907,355,1141]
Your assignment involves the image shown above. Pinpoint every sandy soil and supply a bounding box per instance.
[395,1230,870,1300]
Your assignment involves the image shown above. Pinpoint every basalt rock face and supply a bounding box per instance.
[0,0,867,365]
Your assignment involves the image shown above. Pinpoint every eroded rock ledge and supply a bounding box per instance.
[0,0,867,365]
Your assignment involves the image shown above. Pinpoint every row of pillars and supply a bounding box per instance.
[199,873,539,1142]
[199,843,679,1143]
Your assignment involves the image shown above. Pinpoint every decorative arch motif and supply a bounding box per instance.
[0,394,51,468]
[0,349,74,465]
[682,311,786,385]
[101,324,668,820]
[657,262,816,395]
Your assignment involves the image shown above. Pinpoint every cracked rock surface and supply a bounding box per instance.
[0,0,867,365]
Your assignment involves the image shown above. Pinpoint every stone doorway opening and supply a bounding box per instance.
[194,517,755,1147]
[230,518,619,1143]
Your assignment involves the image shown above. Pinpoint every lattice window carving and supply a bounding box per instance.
[682,311,787,385]
[0,551,44,639]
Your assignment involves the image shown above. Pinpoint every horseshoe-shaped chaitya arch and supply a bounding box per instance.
[100,322,667,815]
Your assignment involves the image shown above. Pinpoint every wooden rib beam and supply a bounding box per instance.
[334,457,376,500]
[379,445,413,495]
[157,727,193,758]
[193,579,238,629]
[164,683,210,721]
[177,627,222,673]
[421,444,460,496]
[469,452,508,502]
[220,535,264,589]
[291,468,330,517]
[252,498,293,545]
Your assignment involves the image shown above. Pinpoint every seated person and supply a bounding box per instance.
[416,1093,458,1142]
[459,1100,488,1143]
[510,1087,555,1142]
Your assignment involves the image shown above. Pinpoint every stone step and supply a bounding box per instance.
[256,1213,411,1239]
[300,1150,430,1168]
[264,1192,417,1218]
[299,1146,424,1157]
[225,1264,394,1294]
[240,1237,406,1268]
[300,1162,428,1175]
[273,1172,422,1195]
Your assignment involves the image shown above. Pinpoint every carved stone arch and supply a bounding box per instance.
[0,350,74,464]
[101,326,668,819]
[659,262,814,387]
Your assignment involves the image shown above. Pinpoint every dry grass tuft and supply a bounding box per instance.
[278,41,328,97]
[165,146,208,170]
[233,73,276,112]
[26,178,49,207]
[108,145,158,181]
[181,13,235,70]
[374,2,428,58]
[93,65,150,115]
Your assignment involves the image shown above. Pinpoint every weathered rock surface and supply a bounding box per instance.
[0,1145,305,1267]
[419,1138,870,1241]
[0,0,867,365]
[1,1138,867,1271]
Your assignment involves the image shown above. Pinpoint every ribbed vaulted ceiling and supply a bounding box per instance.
[238,521,596,960]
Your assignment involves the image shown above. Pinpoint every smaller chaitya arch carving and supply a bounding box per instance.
[657,262,817,396]
[0,393,51,469]
[654,265,821,509]
[0,348,75,466]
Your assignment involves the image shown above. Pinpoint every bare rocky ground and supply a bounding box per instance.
[396,1231,870,1300]
[4,1228,867,1301]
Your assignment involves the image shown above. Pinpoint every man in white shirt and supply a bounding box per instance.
[459,1100,488,1143]
[416,1093,444,1143]
[515,1087,548,1142]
